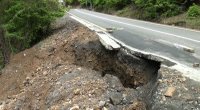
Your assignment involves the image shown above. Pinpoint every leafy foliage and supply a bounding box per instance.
[187,4,200,18]
[65,0,183,19]
[134,0,181,19]
[1,0,64,52]
[74,0,130,10]
[65,0,79,5]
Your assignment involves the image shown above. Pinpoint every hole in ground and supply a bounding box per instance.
[73,39,161,109]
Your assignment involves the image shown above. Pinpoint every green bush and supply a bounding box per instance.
[187,4,200,18]
[134,0,181,19]
[75,0,130,10]
[105,0,130,10]
[65,0,73,4]
[1,0,64,52]
[65,0,79,5]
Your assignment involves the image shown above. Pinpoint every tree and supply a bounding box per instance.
[65,0,79,6]
[180,0,200,9]
[0,0,64,66]
[0,28,10,65]
[78,0,131,10]
[0,0,12,66]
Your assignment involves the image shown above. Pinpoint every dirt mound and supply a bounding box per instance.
[0,16,161,110]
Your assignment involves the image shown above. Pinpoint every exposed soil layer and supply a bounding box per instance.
[0,15,161,110]
[0,15,199,110]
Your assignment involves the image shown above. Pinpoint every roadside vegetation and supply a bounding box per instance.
[0,0,65,68]
[160,3,200,29]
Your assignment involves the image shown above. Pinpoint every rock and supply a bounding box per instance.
[88,94,92,97]
[7,96,11,99]
[43,71,48,76]
[5,100,10,104]
[50,105,60,110]
[93,107,101,110]
[183,48,195,53]
[167,79,173,83]
[162,96,166,101]
[98,101,106,107]
[102,107,108,110]
[87,60,92,62]
[0,101,3,105]
[127,101,146,110]
[164,87,176,97]
[86,108,93,110]
[26,77,31,81]
[77,67,81,71]
[158,79,163,83]
[23,77,31,86]
[48,47,56,53]
[109,92,123,105]
[180,77,186,82]
[70,105,79,110]
[74,89,80,95]
[193,63,200,68]
[182,94,193,100]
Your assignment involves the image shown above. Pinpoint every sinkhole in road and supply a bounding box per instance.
[72,38,161,109]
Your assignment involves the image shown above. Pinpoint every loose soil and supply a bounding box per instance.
[0,16,159,110]
[0,15,199,110]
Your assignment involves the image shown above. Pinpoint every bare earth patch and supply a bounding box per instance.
[0,16,150,110]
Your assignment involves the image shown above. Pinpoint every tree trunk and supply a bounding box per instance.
[180,0,200,10]
[0,28,11,65]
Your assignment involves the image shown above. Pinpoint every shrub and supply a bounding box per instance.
[65,0,79,5]
[134,0,181,19]
[77,0,130,10]
[187,4,200,18]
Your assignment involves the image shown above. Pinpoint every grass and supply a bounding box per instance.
[110,6,200,30]
[114,6,141,19]
[161,13,200,30]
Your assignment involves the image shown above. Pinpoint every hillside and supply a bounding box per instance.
[0,15,148,110]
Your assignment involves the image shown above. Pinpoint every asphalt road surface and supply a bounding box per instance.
[69,9,200,77]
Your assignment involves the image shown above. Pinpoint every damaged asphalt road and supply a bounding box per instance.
[69,9,200,81]
[0,14,200,110]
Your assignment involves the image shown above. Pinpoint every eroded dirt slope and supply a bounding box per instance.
[0,16,157,110]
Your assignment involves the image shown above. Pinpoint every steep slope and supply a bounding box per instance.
[0,15,152,110]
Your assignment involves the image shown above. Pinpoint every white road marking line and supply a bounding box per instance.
[74,9,200,43]
[80,9,200,33]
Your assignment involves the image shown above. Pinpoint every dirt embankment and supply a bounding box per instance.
[0,16,159,110]
[0,15,200,110]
